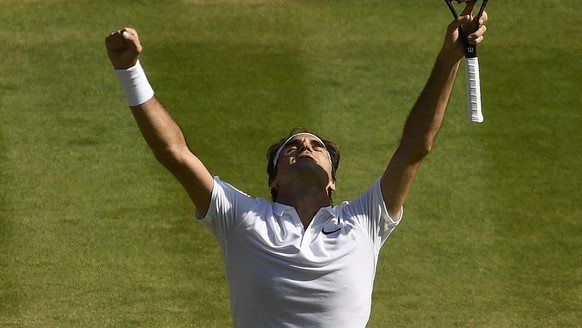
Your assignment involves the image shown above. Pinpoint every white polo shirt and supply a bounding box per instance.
[198,176,402,328]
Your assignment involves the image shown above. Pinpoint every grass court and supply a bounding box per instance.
[1,0,580,326]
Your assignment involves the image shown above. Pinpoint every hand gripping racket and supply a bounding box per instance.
[445,0,488,123]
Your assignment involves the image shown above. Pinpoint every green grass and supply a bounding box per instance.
[1,0,581,327]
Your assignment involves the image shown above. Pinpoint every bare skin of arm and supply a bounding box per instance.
[381,2,488,218]
[105,3,488,220]
[105,28,213,216]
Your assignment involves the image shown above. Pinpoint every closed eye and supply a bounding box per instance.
[282,138,327,155]
[311,140,325,150]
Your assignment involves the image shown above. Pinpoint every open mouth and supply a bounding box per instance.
[297,154,316,161]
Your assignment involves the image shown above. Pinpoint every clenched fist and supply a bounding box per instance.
[105,27,143,69]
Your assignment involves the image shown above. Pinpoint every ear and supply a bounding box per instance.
[269,177,277,189]
[327,179,336,193]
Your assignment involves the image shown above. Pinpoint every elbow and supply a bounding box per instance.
[418,141,433,157]
[411,144,432,162]
[153,145,188,171]
[398,138,434,163]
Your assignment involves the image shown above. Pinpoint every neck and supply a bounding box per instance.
[276,182,331,228]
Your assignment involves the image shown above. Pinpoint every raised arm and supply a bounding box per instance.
[105,28,214,216]
[381,3,488,218]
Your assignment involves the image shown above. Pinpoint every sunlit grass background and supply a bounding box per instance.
[1,0,580,327]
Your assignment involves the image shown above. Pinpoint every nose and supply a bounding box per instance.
[299,139,313,152]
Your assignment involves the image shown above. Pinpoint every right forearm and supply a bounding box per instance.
[130,97,189,166]
[113,60,189,166]
[106,27,214,214]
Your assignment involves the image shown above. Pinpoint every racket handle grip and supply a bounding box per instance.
[465,57,483,123]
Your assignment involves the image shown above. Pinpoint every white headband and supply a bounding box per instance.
[272,133,332,169]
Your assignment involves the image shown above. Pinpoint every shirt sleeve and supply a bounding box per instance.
[340,178,403,247]
[196,176,257,248]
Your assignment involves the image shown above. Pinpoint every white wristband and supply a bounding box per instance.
[115,60,155,106]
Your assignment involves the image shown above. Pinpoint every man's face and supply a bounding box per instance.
[271,134,335,190]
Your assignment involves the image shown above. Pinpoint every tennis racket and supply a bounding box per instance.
[445,0,488,123]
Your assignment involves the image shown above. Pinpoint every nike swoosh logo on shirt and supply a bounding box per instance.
[321,227,341,235]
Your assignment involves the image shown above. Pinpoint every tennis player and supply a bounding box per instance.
[105,2,487,327]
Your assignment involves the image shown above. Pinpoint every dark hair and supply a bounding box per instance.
[266,128,340,202]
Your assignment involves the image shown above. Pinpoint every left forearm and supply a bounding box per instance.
[381,50,461,217]
[399,50,461,160]
[381,5,489,217]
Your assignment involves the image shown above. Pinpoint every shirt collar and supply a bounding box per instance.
[272,202,290,216]
[272,202,336,217]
